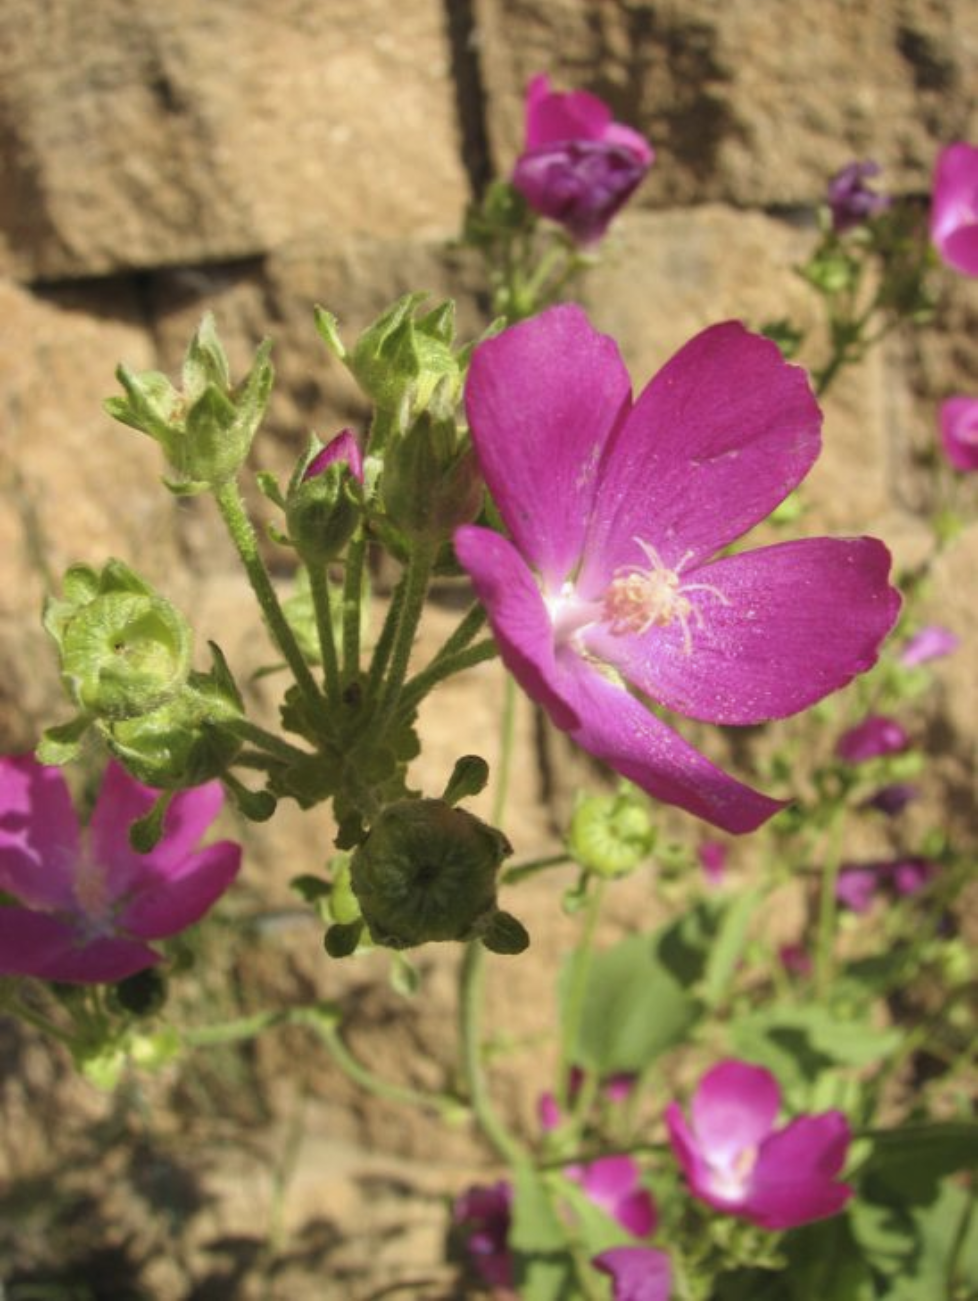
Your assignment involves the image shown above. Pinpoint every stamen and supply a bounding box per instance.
[602,537,728,654]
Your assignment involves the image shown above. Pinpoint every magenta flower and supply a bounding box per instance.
[665,1060,853,1230]
[930,142,978,276]
[593,1245,672,1301]
[512,74,654,246]
[566,1156,656,1237]
[0,755,240,983]
[836,714,909,764]
[837,857,937,911]
[698,839,728,887]
[899,624,960,667]
[939,396,978,472]
[865,782,919,817]
[453,1180,513,1291]
[454,306,900,833]
[778,943,813,978]
[827,160,890,233]
[835,864,881,913]
[539,1064,637,1130]
[301,427,364,483]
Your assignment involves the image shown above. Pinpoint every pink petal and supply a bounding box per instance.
[464,305,632,590]
[593,1246,672,1302]
[666,1101,731,1211]
[121,840,241,940]
[0,907,159,983]
[690,1060,781,1164]
[557,651,785,833]
[745,1112,853,1230]
[577,323,822,592]
[940,396,978,472]
[931,142,978,277]
[0,755,79,909]
[87,760,159,896]
[525,75,613,149]
[575,1156,656,1236]
[584,537,900,725]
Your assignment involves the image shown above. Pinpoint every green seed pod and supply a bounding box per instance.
[350,799,512,949]
[568,789,656,878]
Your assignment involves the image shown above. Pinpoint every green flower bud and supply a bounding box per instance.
[105,312,273,492]
[568,788,656,878]
[285,430,364,563]
[350,799,512,949]
[44,560,192,721]
[442,755,490,806]
[381,413,483,542]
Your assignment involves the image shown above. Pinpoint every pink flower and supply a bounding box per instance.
[836,714,909,764]
[512,74,654,246]
[939,396,978,472]
[566,1156,657,1237]
[778,943,813,977]
[827,160,890,233]
[453,1181,513,1291]
[837,857,937,911]
[930,142,978,276]
[665,1060,853,1230]
[899,624,960,666]
[698,839,727,886]
[0,755,240,983]
[835,864,881,913]
[301,427,364,483]
[454,306,900,834]
[593,1245,672,1301]
[538,1064,637,1130]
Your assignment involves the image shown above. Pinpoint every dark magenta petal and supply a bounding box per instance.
[525,73,613,149]
[556,651,784,834]
[121,841,241,940]
[890,857,937,897]
[578,323,822,592]
[690,1060,780,1164]
[87,760,160,897]
[585,537,900,725]
[939,396,978,471]
[931,142,978,276]
[514,141,650,245]
[0,906,160,983]
[574,1156,657,1236]
[746,1113,853,1230]
[463,305,632,589]
[593,1246,672,1302]
[836,865,881,913]
[303,428,363,483]
[836,713,909,764]
[0,755,80,909]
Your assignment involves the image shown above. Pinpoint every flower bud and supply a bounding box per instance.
[285,430,364,562]
[568,788,655,878]
[44,560,192,721]
[350,799,513,949]
[381,413,483,542]
[105,312,273,492]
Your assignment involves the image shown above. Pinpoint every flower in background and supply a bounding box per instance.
[836,714,909,764]
[827,160,891,232]
[538,1064,636,1130]
[455,306,900,834]
[593,1245,672,1301]
[778,943,813,977]
[930,142,978,276]
[865,782,919,817]
[666,1059,853,1229]
[837,857,938,912]
[0,755,240,984]
[453,1181,513,1291]
[899,624,960,667]
[939,396,978,472]
[512,74,654,246]
[566,1156,657,1237]
[698,839,727,887]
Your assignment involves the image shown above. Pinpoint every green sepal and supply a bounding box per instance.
[36,715,91,766]
[128,791,173,853]
[482,910,530,955]
[313,305,347,361]
[324,920,363,958]
[224,776,276,822]
[255,469,286,510]
[442,754,490,806]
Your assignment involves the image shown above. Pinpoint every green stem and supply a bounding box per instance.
[370,541,436,735]
[302,1014,454,1114]
[225,718,315,766]
[815,803,849,1000]
[428,601,488,666]
[501,851,572,886]
[214,481,325,717]
[395,637,498,719]
[341,528,367,682]
[559,878,607,1110]
[363,570,409,708]
[946,1182,976,1299]
[307,564,342,704]
[2,993,74,1047]
[459,940,527,1165]
[492,673,517,826]
[183,1009,286,1047]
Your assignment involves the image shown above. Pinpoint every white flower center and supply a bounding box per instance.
[602,539,728,654]
[705,1143,758,1201]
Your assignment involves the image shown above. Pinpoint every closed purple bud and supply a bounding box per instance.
[827,160,890,232]
[836,715,910,764]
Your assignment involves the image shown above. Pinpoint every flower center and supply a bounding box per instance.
[72,847,116,938]
[602,539,728,654]
[706,1143,758,1201]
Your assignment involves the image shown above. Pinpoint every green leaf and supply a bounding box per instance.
[703,887,762,1008]
[510,1165,578,1302]
[861,1122,978,1196]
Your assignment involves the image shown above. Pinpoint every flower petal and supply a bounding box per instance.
[524,74,613,148]
[577,323,822,592]
[0,755,79,909]
[556,651,784,833]
[666,1100,730,1210]
[584,537,900,725]
[593,1246,672,1302]
[690,1060,781,1164]
[121,841,241,940]
[0,907,159,983]
[746,1112,853,1230]
[464,305,632,589]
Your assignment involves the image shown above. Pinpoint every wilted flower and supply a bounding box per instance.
[930,142,978,276]
[512,74,654,246]
[593,1245,672,1301]
[455,306,900,833]
[899,624,960,667]
[0,755,240,983]
[665,1059,853,1230]
[836,714,909,764]
[827,160,890,232]
[453,1181,513,1291]
[565,1156,656,1237]
[939,396,978,472]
